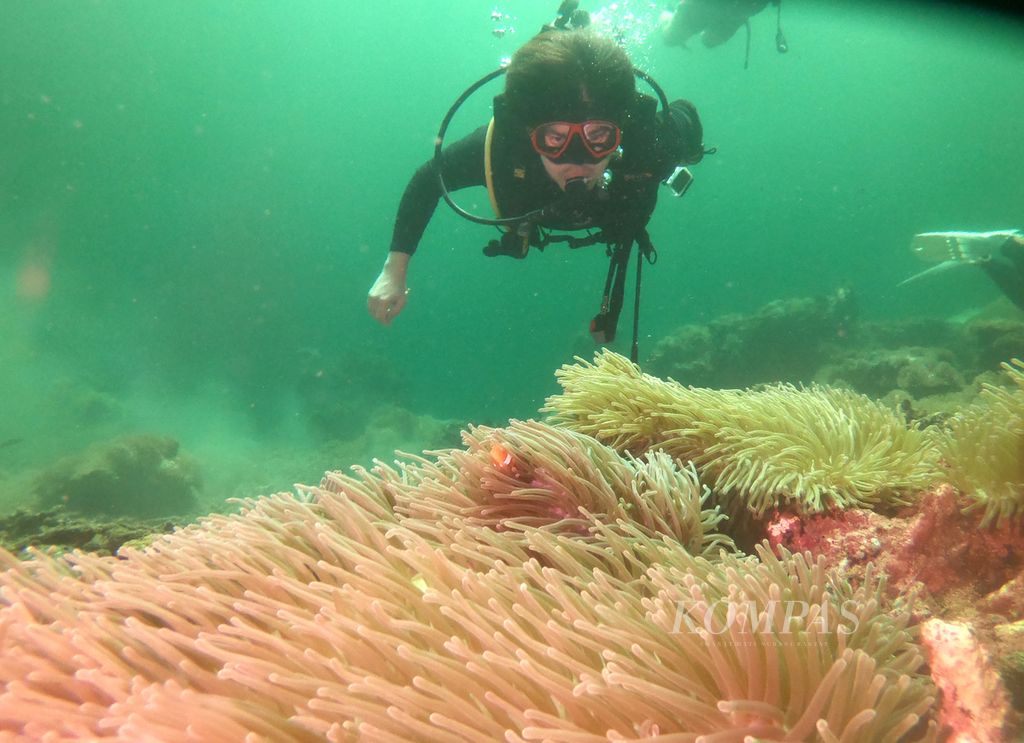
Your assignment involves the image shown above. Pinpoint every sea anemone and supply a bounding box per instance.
[937,358,1024,526]
[544,350,943,518]
[0,419,937,740]
[377,419,733,560]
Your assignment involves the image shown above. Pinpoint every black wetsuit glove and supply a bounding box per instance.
[663,99,705,166]
[483,227,531,259]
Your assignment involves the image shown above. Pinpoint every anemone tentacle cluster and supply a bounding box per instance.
[937,359,1024,526]
[0,418,937,741]
[544,350,944,518]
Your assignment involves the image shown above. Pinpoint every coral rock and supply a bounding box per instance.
[921,618,1012,743]
[766,485,1024,606]
[32,434,200,518]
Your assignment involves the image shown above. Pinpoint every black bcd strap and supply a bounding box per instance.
[589,229,656,362]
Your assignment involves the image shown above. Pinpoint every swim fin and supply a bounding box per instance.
[910,230,1021,264]
[899,230,1022,286]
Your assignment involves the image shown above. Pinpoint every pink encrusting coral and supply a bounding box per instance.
[765,485,1024,605]
[920,619,1012,743]
[0,421,938,741]
[765,484,1024,739]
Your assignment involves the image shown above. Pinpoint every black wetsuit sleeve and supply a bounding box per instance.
[388,126,488,255]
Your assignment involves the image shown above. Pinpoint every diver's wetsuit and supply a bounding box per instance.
[389,127,491,256]
[385,98,702,348]
[389,101,699,256]
[979,234,1024,311]
[665,0,772,48]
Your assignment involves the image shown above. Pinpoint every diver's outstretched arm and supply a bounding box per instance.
[367,127,487,326]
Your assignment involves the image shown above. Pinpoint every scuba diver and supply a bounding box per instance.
[367,2,707,361]
[662,0,788,67]
[901,230,1024,311]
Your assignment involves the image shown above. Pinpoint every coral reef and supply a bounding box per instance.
[765,485,1024,737]
[0,507,179,557]
[0,420,937,740]
[967,318,1024,373]
[645,289,1024,404]
[764,485,1024,609]
[544,350,942,519]
[32,434,201,518]
[645,288,857,388]
[823,346,965,399]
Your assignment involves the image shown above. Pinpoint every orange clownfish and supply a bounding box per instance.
[490,443,516,474]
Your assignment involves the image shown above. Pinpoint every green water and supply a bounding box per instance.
[2,1,1022,512]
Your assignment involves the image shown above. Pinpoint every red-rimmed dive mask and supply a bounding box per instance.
[529,120,621,163]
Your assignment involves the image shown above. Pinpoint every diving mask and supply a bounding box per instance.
[530,120,621,163]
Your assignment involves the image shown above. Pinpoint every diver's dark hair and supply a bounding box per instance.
[504,30,635,126]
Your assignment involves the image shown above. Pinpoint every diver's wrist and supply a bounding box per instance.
[382,251,409,284]
[385,251,410,275]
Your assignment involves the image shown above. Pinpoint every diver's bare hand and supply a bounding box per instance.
[367,252,411,325]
